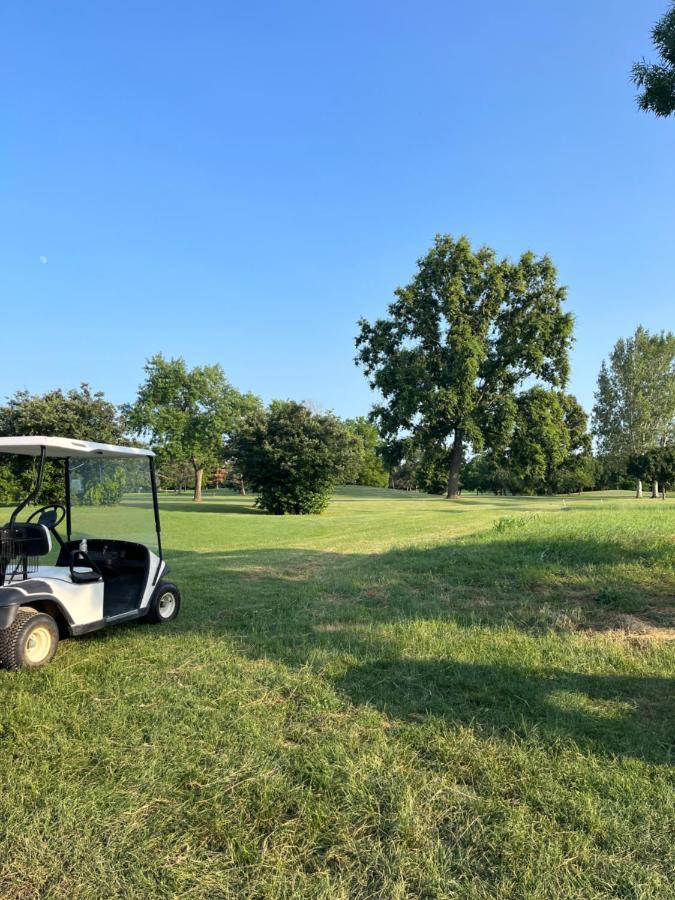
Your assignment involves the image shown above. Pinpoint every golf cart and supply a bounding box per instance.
[0,436,180,670]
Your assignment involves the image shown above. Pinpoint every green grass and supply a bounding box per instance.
[1,488,674,898]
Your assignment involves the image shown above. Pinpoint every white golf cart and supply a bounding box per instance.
[0,436,180,669]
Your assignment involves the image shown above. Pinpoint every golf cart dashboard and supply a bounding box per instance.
[56,540,149,575]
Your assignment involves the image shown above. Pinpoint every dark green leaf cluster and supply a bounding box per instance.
[343,417,389,487]
[232,401,360,514]
[125,354,261,471]
[632,3,675,117]
[0,384,123,443]
[627,446,675,491]
[463,390,593,495]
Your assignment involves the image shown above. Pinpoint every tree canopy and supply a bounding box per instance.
[461,390,592,496]
[508,389,592,494]
[126,355,261,501]
[344,418,389,487]
[0,384,124,503]
[633,3,675,117]
[356,234,573,497]
[627,446,675,499]
[592,327,675,460]
[0,384,123,443]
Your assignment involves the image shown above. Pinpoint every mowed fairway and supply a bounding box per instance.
[1,488,674,899]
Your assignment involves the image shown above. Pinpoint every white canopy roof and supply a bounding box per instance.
[0,436,154,459]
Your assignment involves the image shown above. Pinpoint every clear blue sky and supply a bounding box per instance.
[1,1,673,419]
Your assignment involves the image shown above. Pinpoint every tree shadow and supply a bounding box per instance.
[82,524,674,764]
[153,498,263,515]
[164,525,673,640]
[334,658,673,765]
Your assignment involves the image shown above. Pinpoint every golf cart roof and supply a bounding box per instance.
[0,436,154,459]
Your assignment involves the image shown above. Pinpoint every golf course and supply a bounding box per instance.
[0,487,673,899]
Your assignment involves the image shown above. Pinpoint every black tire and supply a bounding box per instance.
[0,607,59,670]
[146,583,181,624]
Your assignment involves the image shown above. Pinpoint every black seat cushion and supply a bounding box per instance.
[1,523,51,557]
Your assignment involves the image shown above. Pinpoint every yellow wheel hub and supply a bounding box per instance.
[25,625,52,664]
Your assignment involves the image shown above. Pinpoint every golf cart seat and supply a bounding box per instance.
[0,522,52,581]
[1,523,52,557]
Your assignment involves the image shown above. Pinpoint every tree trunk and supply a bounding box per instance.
[193,463,204,502]
[635,478,642,499]
[446,429,463,499]
[651,480,659,498]
[239,475,246,496]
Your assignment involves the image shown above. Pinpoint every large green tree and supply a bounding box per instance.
[126,355,260,502]
[552,393,595,494]
[355,235,573,497]
[592,327,675,496]
[0,384,123,443]
[508,389,592,495]
[462,390,592,496]
[232,401,360,514]
[633,3,675,117]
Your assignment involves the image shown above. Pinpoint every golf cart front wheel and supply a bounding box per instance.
[147,583,181,624]
[0,607,59,670]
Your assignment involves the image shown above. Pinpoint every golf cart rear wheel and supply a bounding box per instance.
[147,583,181,624]
[0,607,59,670]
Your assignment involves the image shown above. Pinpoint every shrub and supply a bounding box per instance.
[232,401,360,515]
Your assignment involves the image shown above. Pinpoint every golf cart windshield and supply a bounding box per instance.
[68,457,159,553]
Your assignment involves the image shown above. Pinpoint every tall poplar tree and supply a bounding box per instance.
[592,327,675,497]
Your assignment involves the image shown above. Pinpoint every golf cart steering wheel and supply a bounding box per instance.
[27,504,67,531]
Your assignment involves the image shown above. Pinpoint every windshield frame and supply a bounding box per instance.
[66,454,162,558]
[3,445,162,560]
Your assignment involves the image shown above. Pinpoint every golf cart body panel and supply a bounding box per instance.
[0,436,178,668]
[0,551,166,632]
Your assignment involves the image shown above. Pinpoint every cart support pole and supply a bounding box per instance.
[64,457,72,541]
[10,445,47,526]
[149,457,163,565]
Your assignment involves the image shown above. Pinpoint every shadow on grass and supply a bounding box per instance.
[119,528,674,764]
[167,530,673,637]
[334,658,673,765]
[152,498,262,515]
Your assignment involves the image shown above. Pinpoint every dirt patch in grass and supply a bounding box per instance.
[586,614,675,640]
[530,583,675,637]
